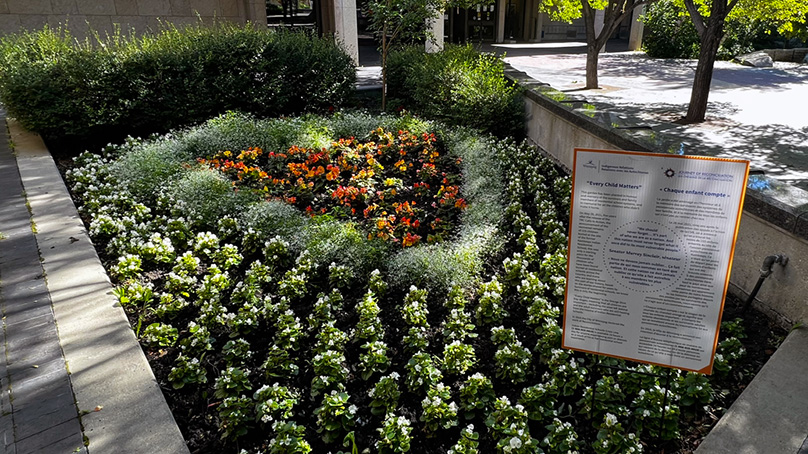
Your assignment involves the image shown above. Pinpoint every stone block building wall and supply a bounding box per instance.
[0,0,267,39]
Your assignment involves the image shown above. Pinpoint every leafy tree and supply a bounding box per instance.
[540,0,658,89]
[681,0,808,123]
[642,0,788,60]
[366,0,447,109]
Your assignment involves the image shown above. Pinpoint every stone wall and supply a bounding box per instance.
[0,0,267,39]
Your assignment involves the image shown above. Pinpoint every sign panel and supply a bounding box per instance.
[562,149,749,373]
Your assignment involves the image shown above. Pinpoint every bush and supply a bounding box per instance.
[642,0,787,60]
[641,1,699,59]
[302,219,389,275]
[240,200,308,241]
[387,45,524,139]
[110,137,195,198]
[0,23,355,149]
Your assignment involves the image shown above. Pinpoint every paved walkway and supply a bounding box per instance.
[0,111,188,454]
[358,39,808,191]
[0,116,86,453]
[481,40,808,191]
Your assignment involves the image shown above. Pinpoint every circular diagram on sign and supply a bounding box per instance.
[602,220,688,293]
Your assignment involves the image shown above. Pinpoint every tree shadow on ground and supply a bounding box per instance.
[584,99,808,191]
[596,54,808,92]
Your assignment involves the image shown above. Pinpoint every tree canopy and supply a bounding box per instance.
[683,0,808,36]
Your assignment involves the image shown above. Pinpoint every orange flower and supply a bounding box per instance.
[402,232,421,247]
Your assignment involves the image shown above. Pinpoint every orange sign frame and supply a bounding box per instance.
[562,148,749,374]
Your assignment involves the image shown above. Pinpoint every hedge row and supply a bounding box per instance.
[0,23,355,147]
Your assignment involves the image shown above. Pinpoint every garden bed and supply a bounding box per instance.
[63,111,784,454]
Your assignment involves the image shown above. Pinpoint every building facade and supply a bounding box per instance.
[0,0,642,66]
[0,0,267,40]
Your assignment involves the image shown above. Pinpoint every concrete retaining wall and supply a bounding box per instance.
[0,0,267,39]
[763,48,808,63]
[508,67,808,328]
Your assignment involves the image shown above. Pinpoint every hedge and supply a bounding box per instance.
[0,23,355,148]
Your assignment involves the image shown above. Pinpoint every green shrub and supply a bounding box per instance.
[240,200,308,241]
[641,1,699,59]
[442,128,504,229]
[302,219,389,275]
[387,45,524,139]
[0,23,355,149]
[167,168,258,227]
[110,138,194,198]
[717,16,782,60]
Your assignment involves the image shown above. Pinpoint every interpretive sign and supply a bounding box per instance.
[562,149,749,373]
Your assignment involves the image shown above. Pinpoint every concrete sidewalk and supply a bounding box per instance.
[0,111,189,454]
[696,327,808,454]
[482,40,808,191]
[0,115,86,454]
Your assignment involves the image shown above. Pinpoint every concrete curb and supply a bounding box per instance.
[696,327,808,454]
[7,120,190,454]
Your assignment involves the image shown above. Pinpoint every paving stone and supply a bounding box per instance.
[13,397,79,441]
[0,284,50,308]
[5,335,62,370]
[7,371,74,411]
[0,414,15,454]
[0,260,43,283]
[2,303,53,328]
[6,318,58,347]
[3,311,53,331]
[14,418,84,454]
[8,355,66,385]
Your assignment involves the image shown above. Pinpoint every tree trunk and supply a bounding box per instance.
[381,23,388,111]
[586,44,600,89]
[684,25,722,123]
[581,2,599,89]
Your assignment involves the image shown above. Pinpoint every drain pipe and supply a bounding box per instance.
[742,254,788,313]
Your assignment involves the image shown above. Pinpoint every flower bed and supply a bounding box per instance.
[68,112,761,453]
[197,128,466,247]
